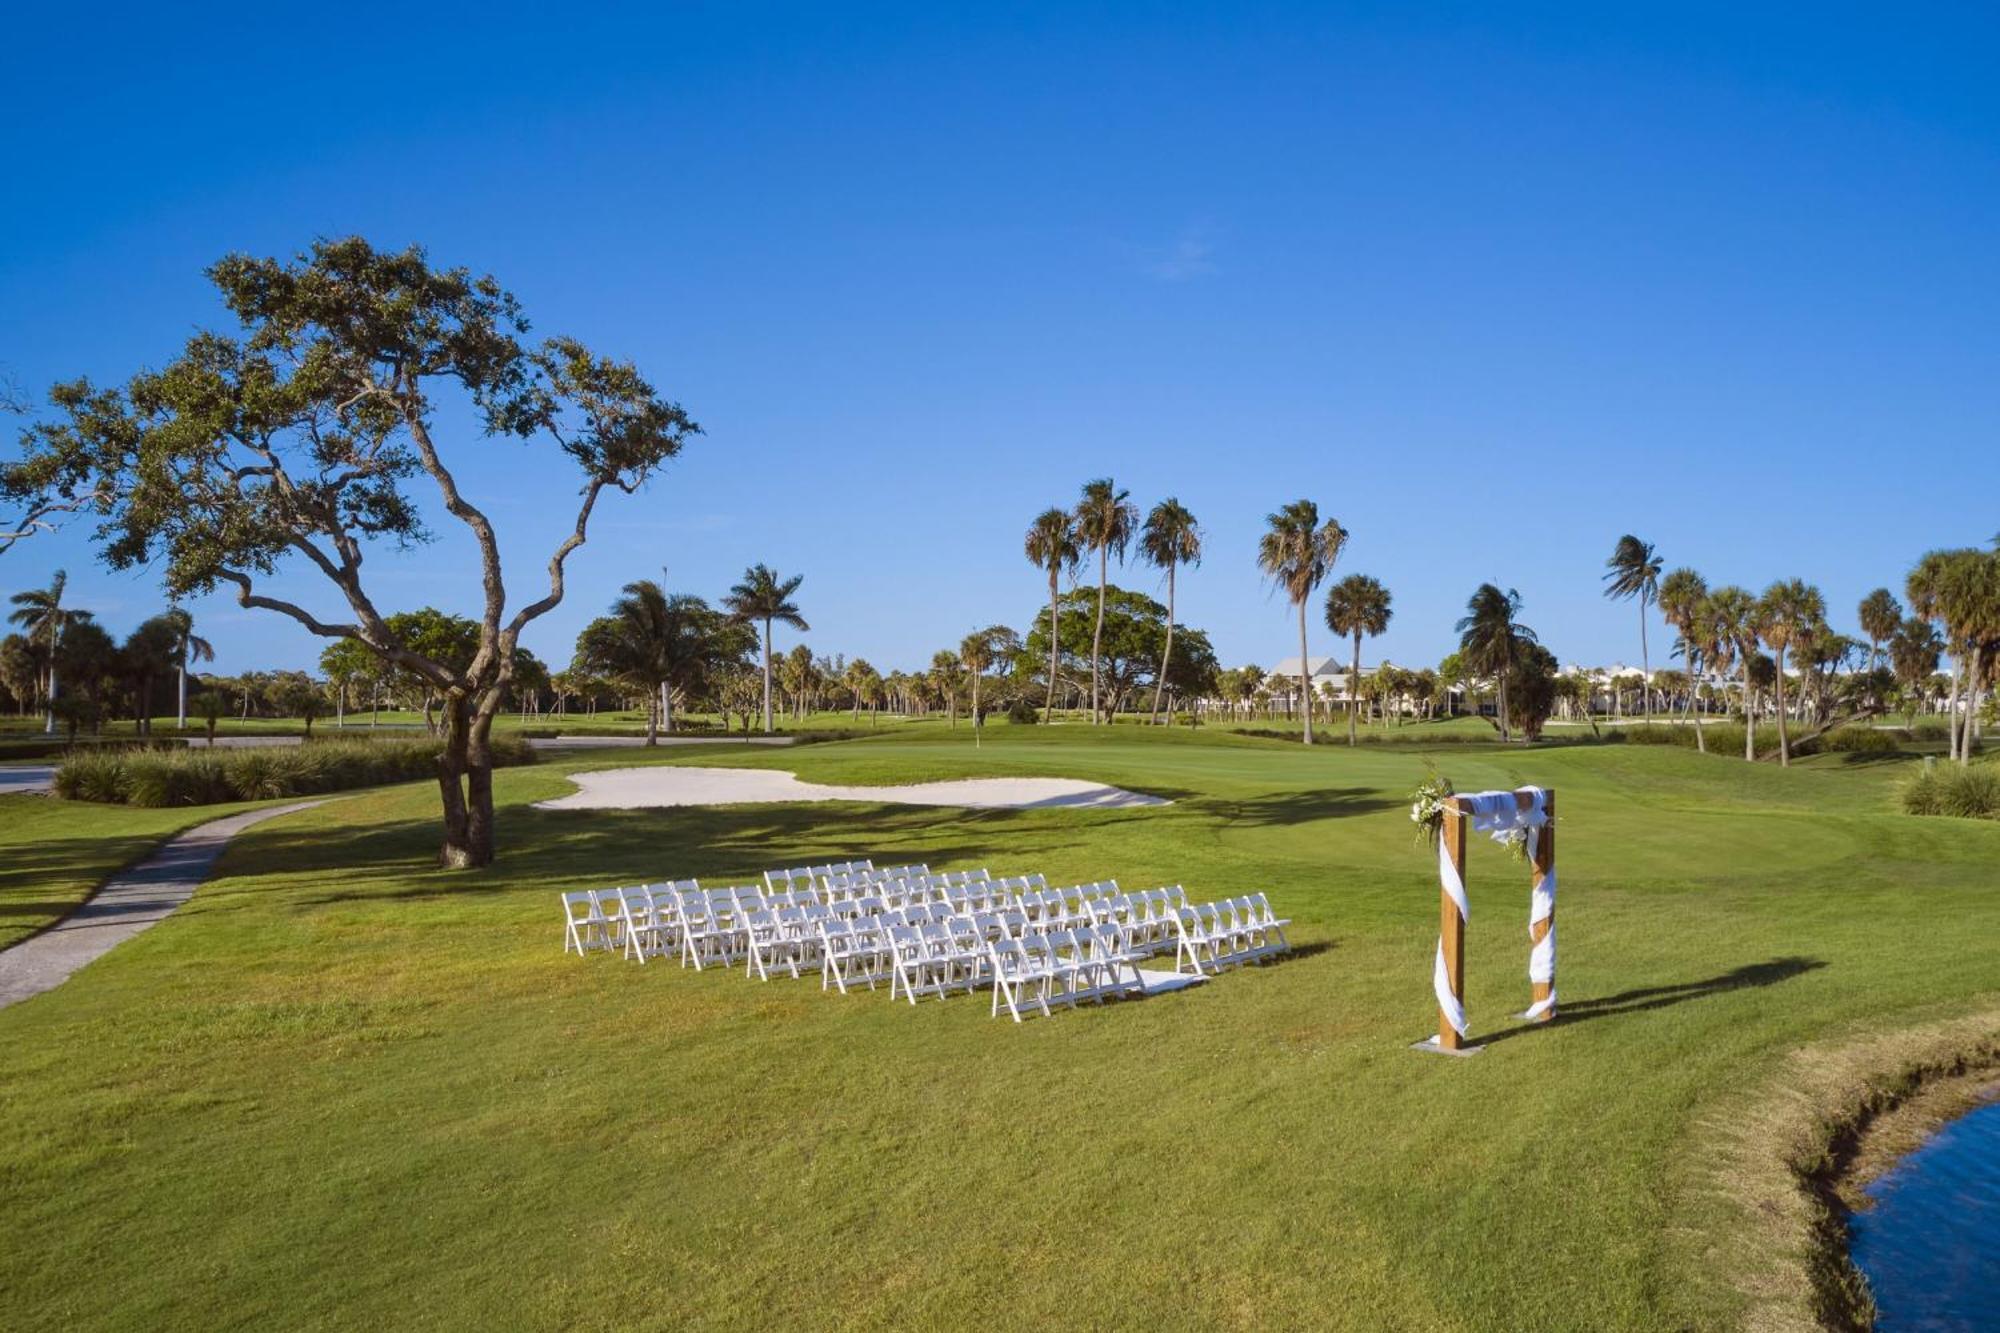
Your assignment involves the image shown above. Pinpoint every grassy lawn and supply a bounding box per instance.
[0,729,1994,1328]
[0,796,271,950]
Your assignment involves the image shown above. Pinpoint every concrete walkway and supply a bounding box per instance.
[0,800,324,1012]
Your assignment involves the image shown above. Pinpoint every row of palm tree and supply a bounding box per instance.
[1606,534,1997,766]
[5,571,214,734]
[1024,482,1203,725]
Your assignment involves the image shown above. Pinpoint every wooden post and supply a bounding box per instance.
[1528,789,1557,1021]
[1438,806,1468,1050]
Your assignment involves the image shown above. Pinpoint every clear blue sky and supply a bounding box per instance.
[3,3,1995,677]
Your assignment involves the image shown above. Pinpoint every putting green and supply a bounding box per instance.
[0,728,1993,1330]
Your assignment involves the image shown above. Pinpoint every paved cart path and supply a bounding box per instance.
[0,800,325,1011]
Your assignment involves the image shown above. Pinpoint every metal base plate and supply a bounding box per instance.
[1410,1036,1486,1057]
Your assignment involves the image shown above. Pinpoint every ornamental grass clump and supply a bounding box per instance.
[1901,758,2000,819]
[53,737,536,807]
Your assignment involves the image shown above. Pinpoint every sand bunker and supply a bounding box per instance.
[535,766,1170,812]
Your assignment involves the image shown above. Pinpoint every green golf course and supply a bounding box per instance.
[2,726,1994,1330]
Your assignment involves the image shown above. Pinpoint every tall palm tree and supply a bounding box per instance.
[1934,547,2000,764]
[1257,499,1347,744]
[1703,586,1759,760]
[1074,479,1138,725]
[1656,567,1709,748]
[1906,550,1960,760]
[959,629,1001,745]
[1023,508,1081,722]
[1757,578,1825,767]
[1139,497,1202,725]
[1857,588,1902,676]
[722,564,808,734]
[1323,574,1392,746]
[1455,584,1536,740]
[1603,535,1664,723]
[7,569,92,735]
[163,606,215,730]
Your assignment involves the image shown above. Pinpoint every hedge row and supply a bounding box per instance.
[1613,722,1903,758]
[53,737,536,807]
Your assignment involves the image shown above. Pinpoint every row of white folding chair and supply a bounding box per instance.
[1017,880,1118,924]
[764,859,874,891]
[988,928,1147,1021]
[822,909,1014,997]
[743,903,844,980]
[1172,894,1293,974]
[671,886,768,969]
[817,863,933,896]
[822,868,990,906]
[1083,887,1190,954]
[561,881,701,958]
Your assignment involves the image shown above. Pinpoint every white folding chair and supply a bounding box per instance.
[561,890,614,955]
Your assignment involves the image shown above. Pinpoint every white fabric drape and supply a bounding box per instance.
[1433,835,1470,1035]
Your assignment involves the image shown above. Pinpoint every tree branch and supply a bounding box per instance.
[505,476,604,640]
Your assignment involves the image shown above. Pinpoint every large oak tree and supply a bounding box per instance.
[4,238,698,866]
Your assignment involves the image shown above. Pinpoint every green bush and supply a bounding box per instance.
[1902,760,2000,819]
[1818,726,1902,754]
[1006,699,1040,725]
[53,737,536,807]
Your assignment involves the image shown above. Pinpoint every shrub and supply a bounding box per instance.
[1006,699,1040,725]
[52,737,537,807]
[1902,760,2000,819]
[1818,726,1902,754]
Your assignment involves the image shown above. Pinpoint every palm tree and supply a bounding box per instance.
[1257,500,1348,744]
[959,629,1000,744]
[1455,585,1536,740]
[1323,574,1392,746]
[577,581,739,744]
[1140,497,1202,725]
[1656,567,1709,749]
[162,606,215,730]
[1703,586,1759,760]
[1074,479,1138,725]
[1934,548,2000,764]
[1756,579,1825,767]
[722,564,808,734]
[1023,508,1081,722]
[1857,588,1902,675]
[7,570,92,735]
[1603,535,1664,723]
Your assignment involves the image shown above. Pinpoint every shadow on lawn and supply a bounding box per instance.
[1205,787,1400,828]
[1478,955,1828,1047]
[223,801,1089,907]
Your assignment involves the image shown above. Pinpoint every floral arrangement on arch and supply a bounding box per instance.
[1409,765,1455,849]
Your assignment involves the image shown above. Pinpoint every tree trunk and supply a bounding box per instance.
[761,619,774,734]
[1296,599,1313,745]
[1775,649,1791,766]
[661,679,674,735]
[971,673,981,747]
[1348,629,1361,746]
[1945,653,1965,763]
[1961,645,1984,765]
[1044,574,1060,723]
[1151,562,1175,725]
[645,686,660,746]
[1091,548,1107,725]
[1639,595,1652,723]
[177,659,189,729]
[1742,658,1756,761]
[1692,664,1706,754]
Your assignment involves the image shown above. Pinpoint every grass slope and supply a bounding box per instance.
[0,730,1994,1329]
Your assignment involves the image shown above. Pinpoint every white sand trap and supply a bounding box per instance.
[535,766,1170,812]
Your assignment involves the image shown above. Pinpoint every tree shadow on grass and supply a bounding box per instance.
[218,801,1117,908]
[1477,955,1828,1047]
[1203,788,1401,828]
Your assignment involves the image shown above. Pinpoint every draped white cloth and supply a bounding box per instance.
[1431,787,1556,1033]
[1433,835,1470,1035]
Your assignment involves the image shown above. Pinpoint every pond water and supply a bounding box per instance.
[1849,1096,2000,1330]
